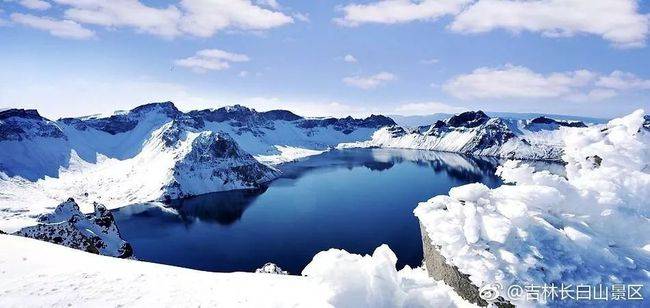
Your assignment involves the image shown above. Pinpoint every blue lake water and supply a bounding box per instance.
[113,148,509,274]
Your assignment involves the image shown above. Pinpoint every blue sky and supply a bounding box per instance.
[1,0,649,119]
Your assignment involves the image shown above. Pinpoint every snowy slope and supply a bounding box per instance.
[415,110,650,306]
[0,235,474,308]
[340,111,587,161]
[0,123,278,231]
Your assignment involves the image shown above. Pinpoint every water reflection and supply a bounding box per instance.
[168,188,267,225]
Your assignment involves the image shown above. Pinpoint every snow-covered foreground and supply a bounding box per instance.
[415,110,650,306]
[0,235,474,308]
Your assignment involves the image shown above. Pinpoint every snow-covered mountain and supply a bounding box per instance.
[0,102,395,231]
[340,110,588,161]
[389,111,606,127]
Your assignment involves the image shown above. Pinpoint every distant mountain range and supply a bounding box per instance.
[389,112,608,127]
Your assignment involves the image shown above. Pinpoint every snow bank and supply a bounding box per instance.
[0,234,330,308]
[303,245,472,308]
[415,110,650,305]
[0,235,473,308]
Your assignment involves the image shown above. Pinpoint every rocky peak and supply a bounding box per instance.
[260,109,303,122]
[60,102,181,135]
[0,109,65,141]
[527,116,587,130]
[163,132,279,200]
[131,101,180,117]
[362,114,397,128]
[0,109,45,121]
[446,111,489,128]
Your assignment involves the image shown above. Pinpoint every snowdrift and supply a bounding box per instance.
[0,235,470,307]
[415,110,650,305]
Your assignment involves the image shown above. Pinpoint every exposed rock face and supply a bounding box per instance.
[163,131,280,200]
[526,116,587,131]
[298,114,395,134]
[255,263,288,275]
[0,109,66,141]
[60,102,181,135]
[386,126,408,138]
[420,223,512,307]
[446,111,490,128]
[13,198,133,258]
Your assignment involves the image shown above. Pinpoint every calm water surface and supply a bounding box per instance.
[113,148,509,274]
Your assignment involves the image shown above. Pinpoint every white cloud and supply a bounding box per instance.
[335,0,470,26]
[444,65,597,99]
[178,0,293,37]
[566,88,618,102]
[238,70,249,78]
[16,0,52,10]
[174,49,250,73]
[393,101,465,116]
[336,0,649,47]
[343,54,357,63]
[33,0,293,39]
[443,65,650,102]
[53,0,182,37]
[596,71,650,91]
[343,72,396,90]
[10,13,95,39]
[451,0,649,48]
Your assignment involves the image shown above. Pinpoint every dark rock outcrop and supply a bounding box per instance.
[13,198,133,258]
[255,263,288,275]
[530,116,587,127]
[59,102,181,135]
[0,109,66,141]
[163,132,280,200]
[420,222,512,307]
[446,111,490,128]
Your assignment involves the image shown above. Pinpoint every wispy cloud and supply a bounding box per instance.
[343,72,396,90]
[335,0,469,27]
[14,0,52,10]
[10,13,95,39]
[420,58,439,65]
[174,49,250,73]
[7,0,294,39]
[336,0,649,48]
[343,54,357,63]
[443,64,650,102]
